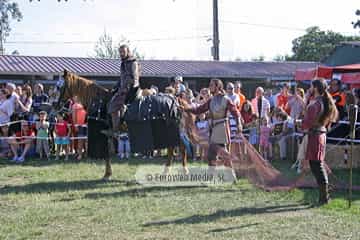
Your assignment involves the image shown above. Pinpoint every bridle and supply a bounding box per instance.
[54,74,68,112]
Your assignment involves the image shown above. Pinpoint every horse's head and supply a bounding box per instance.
[51,70,67,110]
[53,69,75,111]
[55,69,112,113]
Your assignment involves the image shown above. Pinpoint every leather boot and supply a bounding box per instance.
[319,184,330,205]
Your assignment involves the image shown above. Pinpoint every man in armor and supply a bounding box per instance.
[108,44,140,131]
[184,79,242,176]
[302,79,338,205]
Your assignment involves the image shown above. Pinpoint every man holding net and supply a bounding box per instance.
[182,79,242,179]
[302,79,338,205]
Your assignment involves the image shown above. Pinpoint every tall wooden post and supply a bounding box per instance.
[212,0,219,60]
[348,104,358,208]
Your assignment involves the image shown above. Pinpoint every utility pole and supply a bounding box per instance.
[0,23,4,55]
[212,0,219,60]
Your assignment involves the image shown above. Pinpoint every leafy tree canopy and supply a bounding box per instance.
[0,0,22,54]
[287,26,360,62]
[352,9,360,29]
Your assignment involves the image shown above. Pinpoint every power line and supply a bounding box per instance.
[10,26,212,37]
[220,20,306,31]
[222,20,360,36]
[4,35,211,45]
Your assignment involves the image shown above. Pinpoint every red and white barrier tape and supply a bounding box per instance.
[0,136,87,140]
[0,120,87,127]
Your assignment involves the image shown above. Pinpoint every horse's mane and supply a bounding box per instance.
[63,70,111,108]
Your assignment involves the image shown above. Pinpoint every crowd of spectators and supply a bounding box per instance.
[0,82,87,163]
[1,77,360,164]
[147,77,360,163]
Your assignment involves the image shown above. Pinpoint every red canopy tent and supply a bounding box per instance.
[295,64,360,88]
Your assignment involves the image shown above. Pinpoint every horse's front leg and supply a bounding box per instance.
[103,132,114,181]
[103,158,112,181]
[163,147,174,174]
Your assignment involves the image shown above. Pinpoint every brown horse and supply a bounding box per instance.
[56,70,188,180]
[56,70,113,180]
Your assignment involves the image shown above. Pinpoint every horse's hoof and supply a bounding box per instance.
[102,176,111,181]
[183,167,190,175]
[163,166,171,175]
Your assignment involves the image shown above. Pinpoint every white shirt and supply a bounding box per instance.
[8,92,19,114]
[227,93,240,118]
[251,96,270,119]
[0,99,14,124]
[227,93,240,106]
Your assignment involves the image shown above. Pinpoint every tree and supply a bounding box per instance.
[93,31,143,59]
[287,26,360,62]
[272,54,287,62]
[352,9,360,29]
[251,55,265,62]
[0,0,22,55]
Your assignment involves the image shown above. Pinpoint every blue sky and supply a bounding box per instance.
[4,0,360,60]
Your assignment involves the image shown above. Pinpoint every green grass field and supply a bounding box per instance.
[1,157,360,240]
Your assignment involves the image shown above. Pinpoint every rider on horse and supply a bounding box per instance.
[108,45,140,132]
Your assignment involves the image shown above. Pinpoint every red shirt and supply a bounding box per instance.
[241,111,255,124]
[15,128,35,142]
[72,103,87,125]
[302,98,326,162]
[277,94,290,114]
[56,121,69,137]
[15,129,35,137]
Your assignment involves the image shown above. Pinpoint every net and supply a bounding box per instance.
[183,111,359,191]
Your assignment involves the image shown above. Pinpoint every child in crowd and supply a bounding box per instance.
[8,120,35,163]
[229,113,242,156]
[178,91,193,161]
[273,110,291,161]
[55,113,71,161]
[48,109,57,154]
[240,101,257,144]
[0,124,11,158]
[71,95,87,160]
[195,113,209,160]
[118,122,130,160]
[35,111,50,160]
[259,117,272,161]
